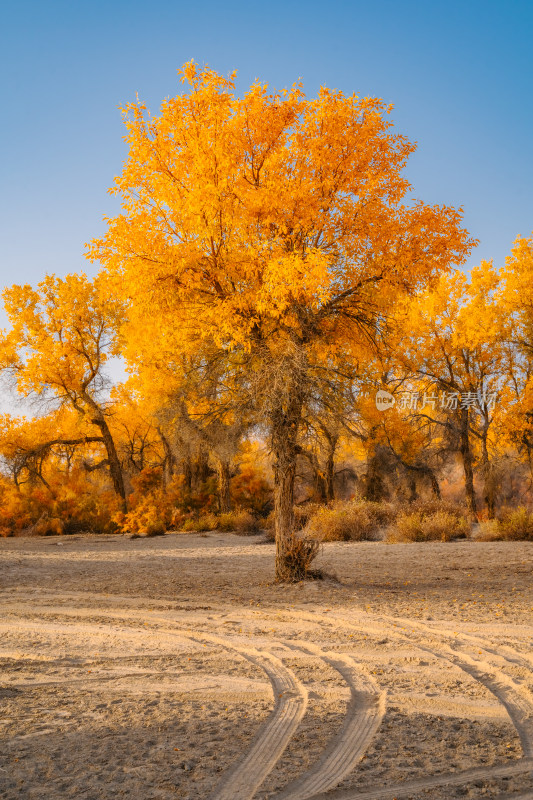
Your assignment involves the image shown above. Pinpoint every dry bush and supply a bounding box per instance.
[364,500,397,527]
[293,504,322,530]
[476,509,533,541]
[176,510,259,534]
[255,500,393,544]
[117,468,193,535]
[144,521,166,536]
[115,468,174,535]
[0,471,121,536]
[305,500,388,542]
[495,507,533,541]
[408,498,469,521]
[476,519,503,541]
[389,510,469,542]
[217,510,259,534]
[177,476,219,515]
[32,517,65,536]
[178,513,219,533]
[177,518,197,532]
[230,464,272,514]
[115,499,167,536]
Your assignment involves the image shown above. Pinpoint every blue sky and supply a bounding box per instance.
[0,0,532,307]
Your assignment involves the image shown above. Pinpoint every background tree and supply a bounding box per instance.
[0,409,103,490]
[0,274,127,508]
[497,233,533,485]
[397,267,508,519]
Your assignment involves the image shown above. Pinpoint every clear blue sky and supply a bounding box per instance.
[0,0,532,298]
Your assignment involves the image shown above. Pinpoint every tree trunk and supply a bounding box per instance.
[82,393,126,511]
[459,408,478,521]
[301,449,327,502]
[273,445,298,581]
[324,435,338,503]
[182,451,193,493]
[481,432,496,519]
[193,444,210,490]
[92,416,127,511]
[158,428,176,486]
[427,469,441,499]
[363,452,384,502]
[271,391,305,581]
[217,458,232,513]
[316,471,328,503]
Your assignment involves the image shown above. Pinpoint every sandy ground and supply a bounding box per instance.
[0,531,532,800]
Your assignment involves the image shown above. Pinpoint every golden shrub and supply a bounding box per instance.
[217,510,259,533]
[389,510,469,542]
[305,500,386,542]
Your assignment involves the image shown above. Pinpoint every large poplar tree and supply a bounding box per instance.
[90,62,474,579]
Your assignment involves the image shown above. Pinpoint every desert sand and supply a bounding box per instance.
[0,531,532,800]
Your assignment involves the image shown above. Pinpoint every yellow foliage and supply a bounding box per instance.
[0,470,121,536]
[89,62,474,383]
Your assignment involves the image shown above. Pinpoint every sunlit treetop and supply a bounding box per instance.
[89,61,476,365]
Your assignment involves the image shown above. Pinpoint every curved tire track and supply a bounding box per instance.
[275,641,385,800]
[257,608,533,797]
[0,615,308,800]
[175,631,308,800]
[371,612,533,759]
[3,595,533,799]
[306,757,533,800]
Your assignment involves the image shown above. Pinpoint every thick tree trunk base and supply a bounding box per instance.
[275,536,321,582]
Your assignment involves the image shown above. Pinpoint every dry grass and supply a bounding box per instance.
[408,498,469,521]
[477,507,533,541]
[30,517,65,537]
[293,504,322,529]
[179,513,219,533]
[476,519,503,541]
[500,507,533,540]
[304,500,393,542]
[388,509,469,543]
[178,510,259,534]
[217,510,260,534]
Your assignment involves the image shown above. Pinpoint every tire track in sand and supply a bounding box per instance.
[274,641,385,800]
[179,631,384,800]
[0,608,385,800]
[3,595,532,799]
[0,615,308,800]
[371,612,533,759]
[277,608,533,799]
[305,757,533,800]
[175,630,308,800]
